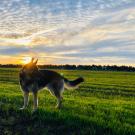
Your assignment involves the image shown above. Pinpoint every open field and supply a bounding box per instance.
[0,68,135,135]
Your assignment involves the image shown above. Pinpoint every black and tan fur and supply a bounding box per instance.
[19,58,84,110]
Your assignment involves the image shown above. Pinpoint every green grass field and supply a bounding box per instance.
[0,68,135,135]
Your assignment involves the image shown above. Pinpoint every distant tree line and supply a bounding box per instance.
[40,64,135,72]
[0,64,135,72]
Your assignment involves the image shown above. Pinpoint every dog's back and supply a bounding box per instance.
[39,69,63,81]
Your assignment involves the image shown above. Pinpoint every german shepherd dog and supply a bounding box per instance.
[19,58,84,111]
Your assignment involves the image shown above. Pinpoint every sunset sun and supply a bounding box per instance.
[22,56,32,64]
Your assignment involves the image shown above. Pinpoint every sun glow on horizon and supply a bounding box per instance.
[21,56,32,64]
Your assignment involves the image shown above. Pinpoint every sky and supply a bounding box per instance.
[0,0,135,65]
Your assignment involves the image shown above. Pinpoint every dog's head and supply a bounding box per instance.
[21,58,39,75]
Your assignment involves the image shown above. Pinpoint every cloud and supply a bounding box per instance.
[0,45,30,55]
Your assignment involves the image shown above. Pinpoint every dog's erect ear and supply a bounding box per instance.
[33,59,38,65]
[31,57,34,63]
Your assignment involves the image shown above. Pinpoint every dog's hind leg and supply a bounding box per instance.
[47,80,64,109]
[20,91,29,110]
[33,92,38,111]
[54,81,64,109]
[55,94,63,109]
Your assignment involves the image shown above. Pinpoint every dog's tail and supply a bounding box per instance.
[64,77,84,89]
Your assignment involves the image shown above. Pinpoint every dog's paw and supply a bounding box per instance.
[32,108,38,113]
[19,106,26,110]
[55,105,62,109]
[19,108,25,110]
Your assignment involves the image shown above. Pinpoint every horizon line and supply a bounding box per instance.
[0,63,135,67]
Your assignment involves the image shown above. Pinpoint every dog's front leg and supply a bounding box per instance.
[20,91,29,110]
[33,92,38,111]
